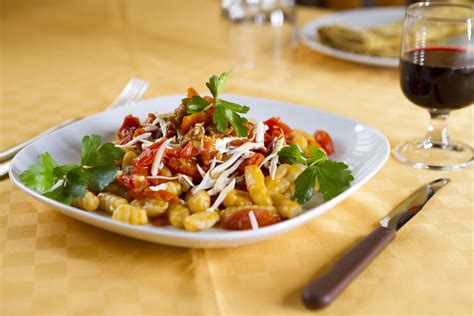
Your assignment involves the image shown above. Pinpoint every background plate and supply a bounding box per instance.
[300,7,406,67]
[10,95,390,248]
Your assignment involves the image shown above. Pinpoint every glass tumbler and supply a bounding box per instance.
[222,0,297,69]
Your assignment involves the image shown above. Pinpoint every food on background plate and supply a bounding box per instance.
[20,70,353,232]
[318,7,466,58]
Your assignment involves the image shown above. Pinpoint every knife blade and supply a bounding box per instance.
[301,178,450,310]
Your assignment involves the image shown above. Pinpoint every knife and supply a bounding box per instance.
[301,178,450,310]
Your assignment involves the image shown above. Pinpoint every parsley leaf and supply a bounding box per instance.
[213,99,249,137]
[293,166,318,204]
[187,96,212,114]
[278,142,353,203]
[20,135,124,205]
[43,182,74,205]
[278,144,307,164]
[81,135,124,167]
[314,160,354,201]
[306,145,328,165]
[82,165,119,191]
[19,152,58,194]
[206,68,233,99]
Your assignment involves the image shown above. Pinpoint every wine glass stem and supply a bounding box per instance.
[424,110,450,148]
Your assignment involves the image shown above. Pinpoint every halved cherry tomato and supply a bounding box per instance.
[166,157,201,180]
[116,173,149,198]
[150,214,170,227]
[132,138,168,175]
[264,117,292,135]
[145,113,156,124]
[222,209,281,230]
[313,130,335,155]
[237,153,265,174]
[179,140,202,158]
[116,114,141,144]
[198,137,217,167]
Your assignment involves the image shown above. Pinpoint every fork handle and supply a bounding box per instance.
[0,117,82,163]
[301,226,396,310]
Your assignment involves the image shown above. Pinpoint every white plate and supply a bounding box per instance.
[300,7,406,67]
[10,95,390,248]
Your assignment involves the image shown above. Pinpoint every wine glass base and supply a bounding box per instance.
[393,139,474,171]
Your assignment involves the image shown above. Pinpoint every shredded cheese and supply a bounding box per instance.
[149,183,169,191]
[179,174,195,187]
[248,211,259,230]
[208,178,236,212]
[147,175,179,180]
[143,125,159,132]
[207,155,247,195]
[214,137,242,154]
[196,164,206,177]
[254,121,265,144]
[150,138,174,176]
[115,132,152,147]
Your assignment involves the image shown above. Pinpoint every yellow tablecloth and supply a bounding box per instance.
[1,1,472,315]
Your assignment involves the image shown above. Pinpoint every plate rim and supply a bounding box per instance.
[299,6,406,67]
[9,94,390,247]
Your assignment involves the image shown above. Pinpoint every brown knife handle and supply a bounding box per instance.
[302,226,396,310]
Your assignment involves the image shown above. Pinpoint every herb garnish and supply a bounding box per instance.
[186,69,250,137]
[20,135,124,204]
[279,144,353,203]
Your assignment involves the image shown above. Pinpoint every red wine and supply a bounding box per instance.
[400,47,474,110]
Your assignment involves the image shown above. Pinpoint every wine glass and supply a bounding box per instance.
[394,2,474,170]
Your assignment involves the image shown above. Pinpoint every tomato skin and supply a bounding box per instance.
[222,209,281,230]
[237,153,265,174]
[264,117,292,135]
[313,130,335,155]
[116,114,141,144]
[132,138,168,175]
[179,140,202,158]
[144,189,180,203]
[166,157,201,180]
[150,214,170,227]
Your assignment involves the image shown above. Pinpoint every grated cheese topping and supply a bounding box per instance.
[208,178,235,212]
[248,211,259,230]
[254,121,265,144]
[148,183,168,191]
[207,155,248,196]
[151,138,174,176]
[115,132,152,147]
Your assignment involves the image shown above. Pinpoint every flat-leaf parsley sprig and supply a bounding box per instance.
[186,69,250,137]
[20,135,124,204]
[278,144,354,204]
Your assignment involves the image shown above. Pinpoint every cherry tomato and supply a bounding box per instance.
[144,189,180,203]
[179,140,202,158]
[237,153,265,174]
[313,130,335,155]
[166,157,201,180]
[116,114,141,144]
[150,215,170,227]
[222,209,281,230]
[264,117,292,135]
[132,138,168,175]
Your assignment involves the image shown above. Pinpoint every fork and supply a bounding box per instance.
[0,76,149,177]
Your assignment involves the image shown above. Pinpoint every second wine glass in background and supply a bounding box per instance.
[222,0,297,69]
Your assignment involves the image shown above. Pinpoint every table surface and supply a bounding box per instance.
[1,1,473,315]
